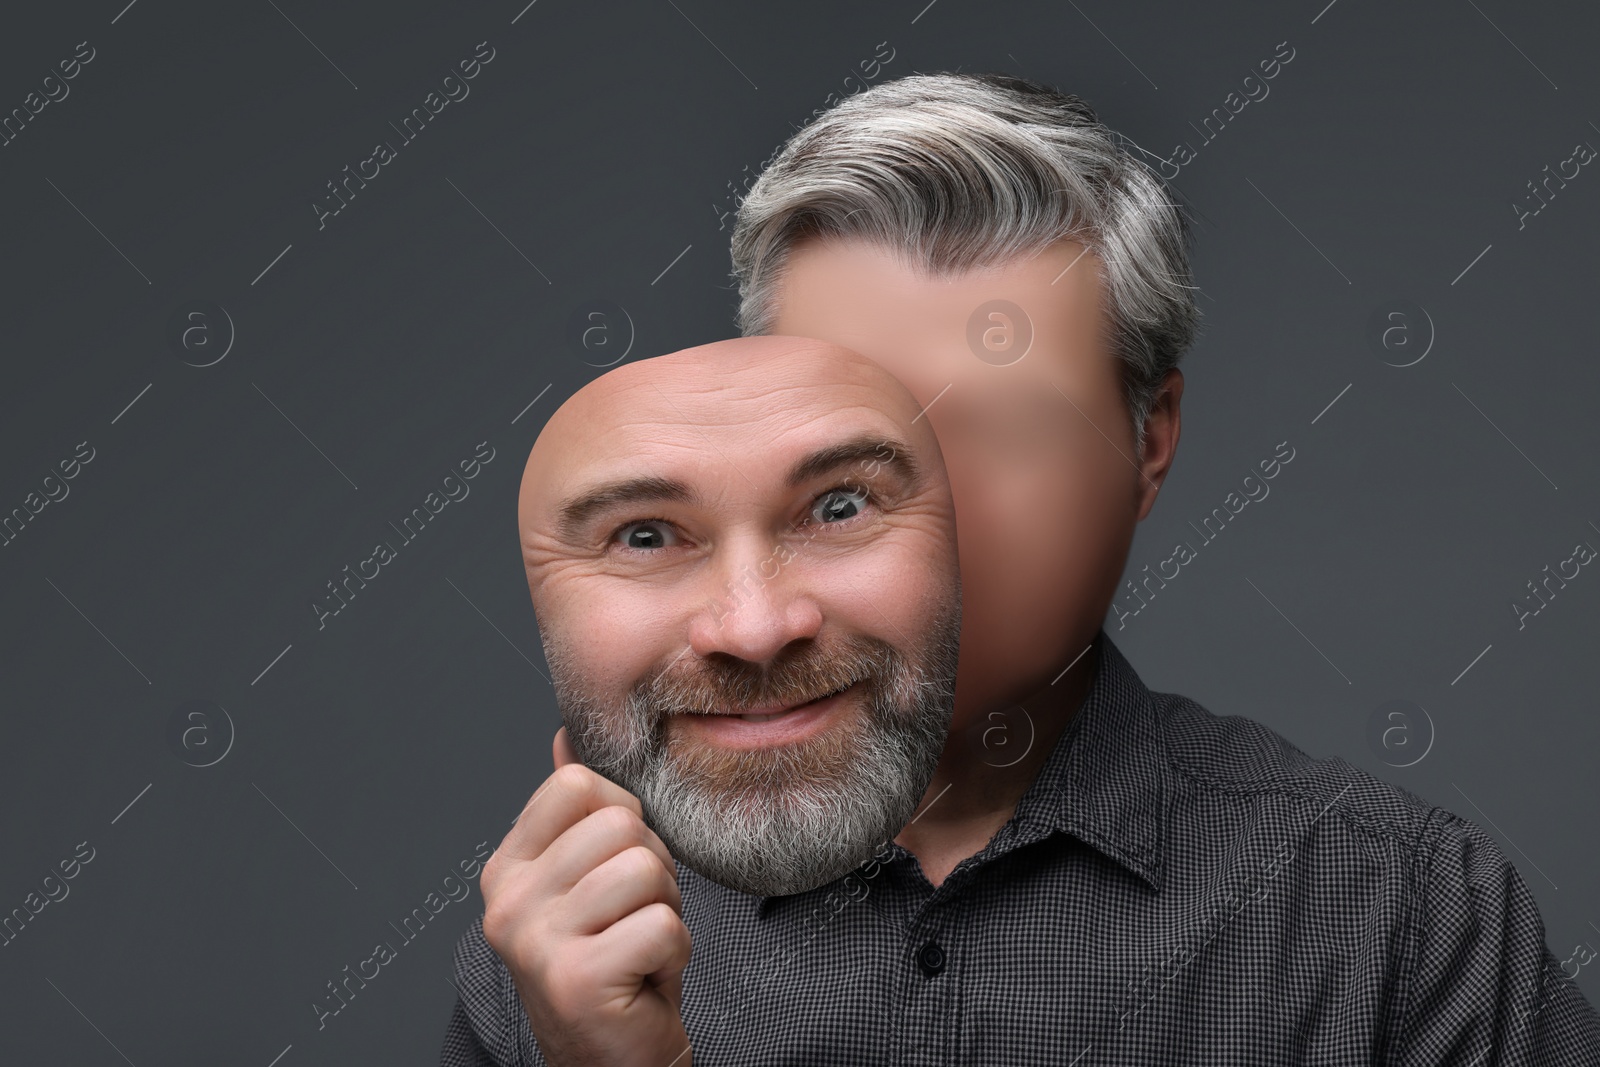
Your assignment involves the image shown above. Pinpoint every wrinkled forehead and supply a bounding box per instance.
[582,368,904,450]
[547,380,903,498]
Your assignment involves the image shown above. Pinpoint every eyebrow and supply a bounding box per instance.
[784,434,920,491]
[557,475,695,541]
[555,433,921,541]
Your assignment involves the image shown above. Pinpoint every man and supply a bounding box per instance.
[445,72,1600,1064]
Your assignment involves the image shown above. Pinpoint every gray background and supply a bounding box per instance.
[1,0,1596,1062]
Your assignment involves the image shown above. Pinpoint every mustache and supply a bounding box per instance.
[634,636,900,717]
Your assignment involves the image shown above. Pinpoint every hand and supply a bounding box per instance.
[480,728,693,1067]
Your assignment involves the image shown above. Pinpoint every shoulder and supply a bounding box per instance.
[1146,688,1600,1058]
[1153,687,1438,851]
[1392,802,1600,1060]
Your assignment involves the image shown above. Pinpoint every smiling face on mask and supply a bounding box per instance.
[517,335,963,896]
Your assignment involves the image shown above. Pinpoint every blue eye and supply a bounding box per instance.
[613,521,678,550]
[609,486,874,553]
[811,486,870,524]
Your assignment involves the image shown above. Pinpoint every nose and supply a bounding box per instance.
[687,533,823,663]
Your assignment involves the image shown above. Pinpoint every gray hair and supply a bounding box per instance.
[729,71,1201,462]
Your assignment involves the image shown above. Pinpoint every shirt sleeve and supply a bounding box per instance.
[439,994,504,1067]
[441,914,548,1067]
[1395,806,1600,1066]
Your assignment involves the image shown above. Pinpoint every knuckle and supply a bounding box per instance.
[594,802,642,841]
[643,900,686,939]
[481,885,554,963]
[479,852,505,892]
[619,844,661,883]
[481,897,518,953]
[550,762,594,797]
[667,909,692,952]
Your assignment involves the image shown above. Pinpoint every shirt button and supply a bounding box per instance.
[917,941,946,977]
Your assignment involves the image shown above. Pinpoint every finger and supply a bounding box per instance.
[498,764,643,865]
[561,844,682,935]
[553,726,580,771]
[590,901,692,988]
[539,804,678,895]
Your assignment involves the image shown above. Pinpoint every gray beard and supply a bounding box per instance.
[549,613,960,897]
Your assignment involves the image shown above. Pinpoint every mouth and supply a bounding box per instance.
[672,680,862,748]
[716,680,858,722]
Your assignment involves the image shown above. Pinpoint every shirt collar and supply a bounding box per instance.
[747,626,1167,910]
[1006,628,1167,894]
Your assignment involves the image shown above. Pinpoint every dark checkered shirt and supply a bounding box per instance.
[440,629,1600,1065]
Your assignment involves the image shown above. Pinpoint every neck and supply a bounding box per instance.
[893,640,1098,888]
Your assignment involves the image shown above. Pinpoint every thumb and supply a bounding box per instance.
[552,726,581,771]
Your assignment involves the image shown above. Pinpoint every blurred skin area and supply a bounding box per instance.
[769,236,1184,885]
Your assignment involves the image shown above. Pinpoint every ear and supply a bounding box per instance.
[1135,369,1184,523]
[552,726,580,771]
